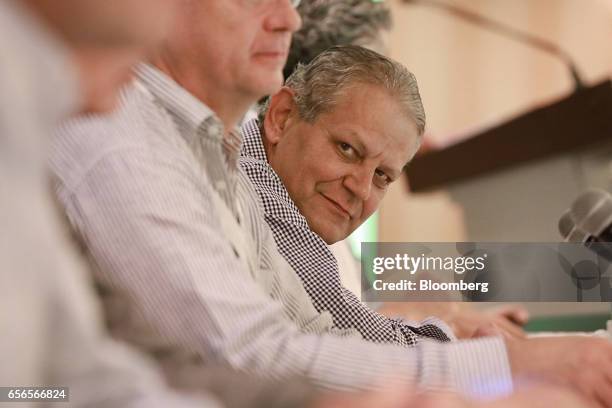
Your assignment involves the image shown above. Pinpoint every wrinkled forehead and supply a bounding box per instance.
[316,102,420,168]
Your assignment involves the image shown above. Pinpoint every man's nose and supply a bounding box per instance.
[264,0,302,33]
[343,167,373,202]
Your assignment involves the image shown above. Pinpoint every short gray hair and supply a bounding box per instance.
[260,45,426,136]
[284,0,392,79]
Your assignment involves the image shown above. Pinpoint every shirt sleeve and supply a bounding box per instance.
[0,176,218,408]
[264,213,456,345]
[54,143,513,397]
[52,249,221,408]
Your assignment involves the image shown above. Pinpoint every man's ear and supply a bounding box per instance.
[263,87,296,146]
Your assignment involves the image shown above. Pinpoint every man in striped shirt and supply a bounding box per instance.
[49,1,612,406]
[0,0,222,407]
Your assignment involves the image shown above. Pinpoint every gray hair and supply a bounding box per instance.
[260,45,426,136]
[284,0,392,79]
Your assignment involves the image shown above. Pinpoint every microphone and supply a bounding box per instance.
[558,189,612,300]
[402,0,585,91]
[559,189,612,262]
[559,209,590,243]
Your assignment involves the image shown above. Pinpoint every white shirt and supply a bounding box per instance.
[0,3,218,407]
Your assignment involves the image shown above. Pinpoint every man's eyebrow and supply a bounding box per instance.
[378,162,402,179]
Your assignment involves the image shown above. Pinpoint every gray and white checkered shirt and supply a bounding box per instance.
[50,64,513,398]
[239,119,456,346]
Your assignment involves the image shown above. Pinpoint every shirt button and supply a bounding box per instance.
[209,124,220,138]
[236,203,243,225]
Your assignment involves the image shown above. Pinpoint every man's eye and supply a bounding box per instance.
[338,142,357,159]
[374,169,391,187]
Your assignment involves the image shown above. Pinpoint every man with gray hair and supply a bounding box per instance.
[247,45,452,348]
[242,44,612,407]
[282,1,530,341]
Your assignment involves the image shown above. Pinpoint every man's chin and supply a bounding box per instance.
[315,226,347,245]
[78,96,119,115]
[260,81,284,99]
[247,68,284,96]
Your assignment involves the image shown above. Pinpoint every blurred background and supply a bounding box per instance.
[347,0,612,326]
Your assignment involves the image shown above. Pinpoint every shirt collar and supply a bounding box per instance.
[135,63,219,138]
[240,119,310,229]
[241,119,269,163]
[135,63,244,165]
[222,127,243,169]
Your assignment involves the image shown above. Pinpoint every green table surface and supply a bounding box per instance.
[525,313,609,333]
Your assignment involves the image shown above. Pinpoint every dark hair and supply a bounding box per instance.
[283,0,392,80]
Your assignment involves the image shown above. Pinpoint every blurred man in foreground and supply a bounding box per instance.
[0,0,221,407]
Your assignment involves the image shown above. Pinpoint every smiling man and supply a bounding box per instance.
[240,45,612,407]
[241,45,453,346]
[263,54,418,243]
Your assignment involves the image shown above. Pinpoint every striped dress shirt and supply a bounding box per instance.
[50,64,513,397]
[239,119,455,346]
[0,3,219,407]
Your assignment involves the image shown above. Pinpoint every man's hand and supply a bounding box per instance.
[454,305,529,340]
[483,386,593,408]
[506,335,612,408]
[315,385,591,408]
[413,386,591,408]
